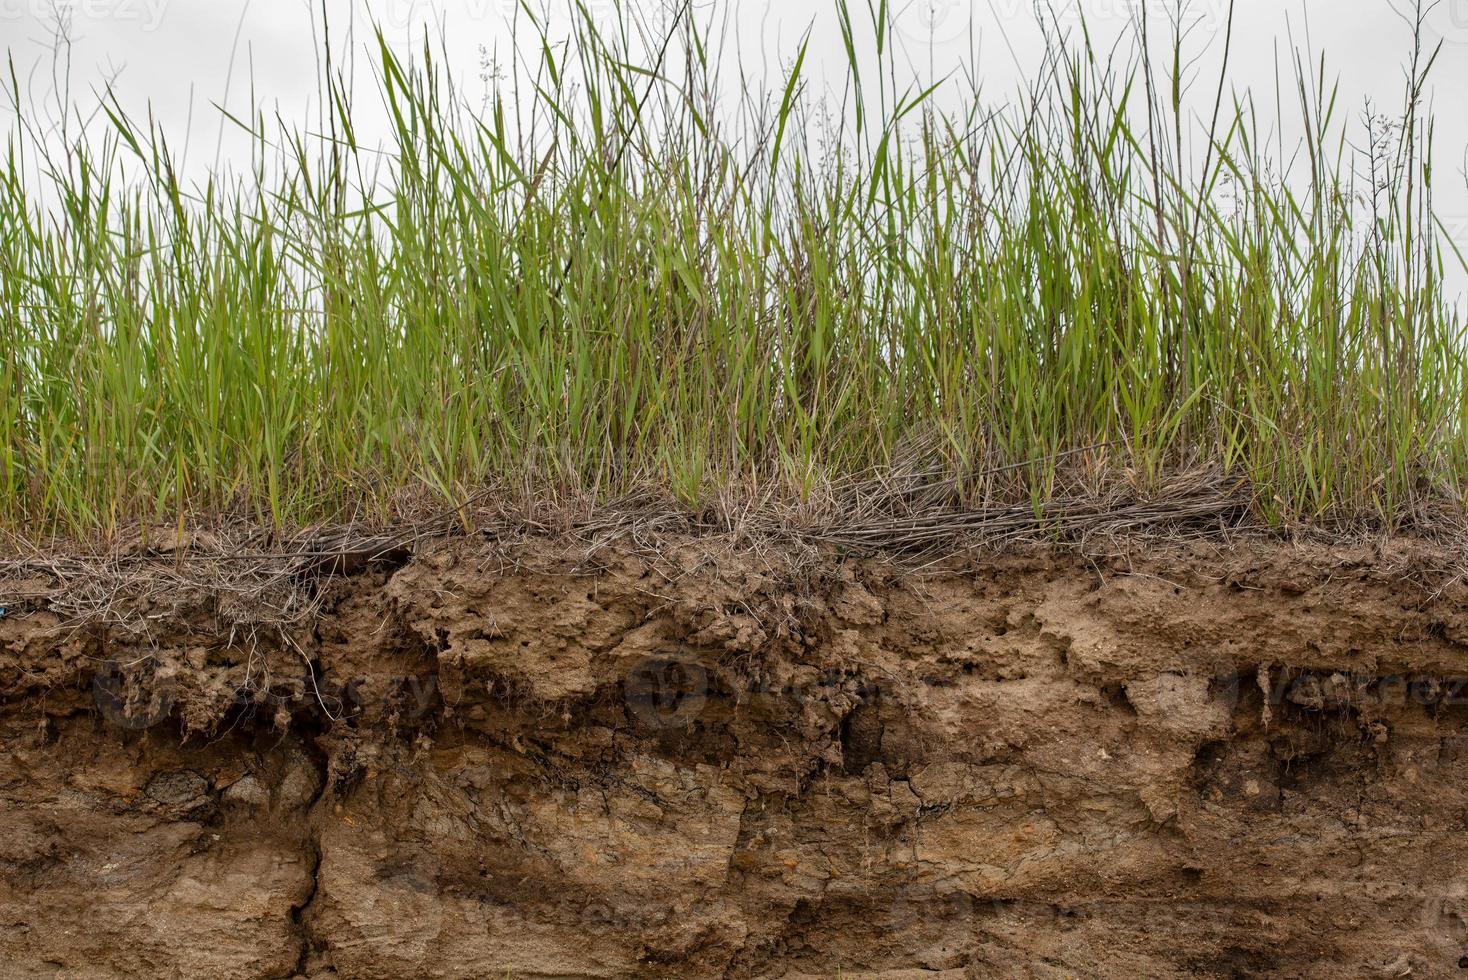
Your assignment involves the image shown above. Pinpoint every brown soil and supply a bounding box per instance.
[4,531,1468,978]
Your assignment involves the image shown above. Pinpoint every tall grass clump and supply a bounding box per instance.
[1,0,1465,536]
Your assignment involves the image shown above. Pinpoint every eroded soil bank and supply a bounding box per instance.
[5,532,1468,978]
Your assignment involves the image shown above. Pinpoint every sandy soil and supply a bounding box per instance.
[3,531,1468,977]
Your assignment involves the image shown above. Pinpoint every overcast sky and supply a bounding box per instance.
[4,0,1468,293]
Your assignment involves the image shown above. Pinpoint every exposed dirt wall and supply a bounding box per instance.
[4,534,1468,977]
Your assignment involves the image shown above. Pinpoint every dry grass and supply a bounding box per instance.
[8,460,1463,637]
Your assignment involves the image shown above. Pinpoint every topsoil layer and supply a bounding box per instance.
[4,530,1468,978]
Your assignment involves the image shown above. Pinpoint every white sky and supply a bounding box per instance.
[3,0,1468,293]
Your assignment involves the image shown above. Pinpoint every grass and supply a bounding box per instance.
[1,0,1465,537]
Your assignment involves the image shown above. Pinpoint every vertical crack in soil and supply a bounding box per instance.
[286,723,331,979]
